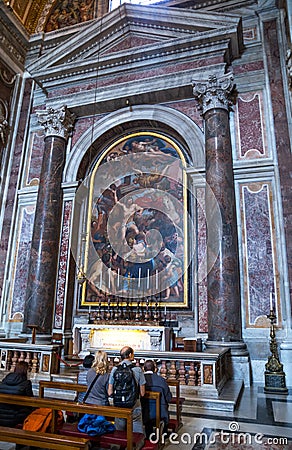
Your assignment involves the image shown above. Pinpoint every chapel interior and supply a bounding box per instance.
[0,0,292,448]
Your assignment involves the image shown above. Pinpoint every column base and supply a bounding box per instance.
[280,339,292,388]
[205,340,251,386]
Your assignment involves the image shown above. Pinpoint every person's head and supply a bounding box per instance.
[92,350,108,375]
[83,354,94,369]
[144,360,156,372]
[14,361,29,377]
[120,346,134,361]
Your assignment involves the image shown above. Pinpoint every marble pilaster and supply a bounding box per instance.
[23,106,75,339]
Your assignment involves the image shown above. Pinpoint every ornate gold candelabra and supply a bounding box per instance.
[264,307,288,394]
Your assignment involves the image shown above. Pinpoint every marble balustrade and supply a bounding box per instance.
[92,347,230,399]
[0,341,63,378]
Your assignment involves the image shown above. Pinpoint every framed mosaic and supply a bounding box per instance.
[75,132,191,310]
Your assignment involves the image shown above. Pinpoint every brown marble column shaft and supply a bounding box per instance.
[193,73,242,342]
[23,106,75,336]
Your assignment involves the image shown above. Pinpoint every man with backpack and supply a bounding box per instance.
[108,346,146,434]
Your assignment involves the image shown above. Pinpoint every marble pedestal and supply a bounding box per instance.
[205,340,251,386]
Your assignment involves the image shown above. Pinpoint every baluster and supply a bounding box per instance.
[188,361,196,385]
[196,363,201,386]
[160,360,168,378]
[6,350,13,371]
[11,351,19,371]
[19,351,26,363]
[25,352,32,372]
[31,352,39,373]
[168,360,177,381]
[178,361,186,384]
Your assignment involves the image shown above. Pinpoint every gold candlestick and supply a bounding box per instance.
[264,308,288,394]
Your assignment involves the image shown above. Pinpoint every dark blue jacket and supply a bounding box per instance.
[142,372,172,424]
[0,372,34,426]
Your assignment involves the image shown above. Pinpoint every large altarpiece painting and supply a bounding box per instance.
[76,132,190,310]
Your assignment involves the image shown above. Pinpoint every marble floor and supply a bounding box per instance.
[164,384,292,450]
[0,383,291,449]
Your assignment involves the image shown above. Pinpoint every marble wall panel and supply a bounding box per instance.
[233,60,264,76]
[242,26,259,44]
[54,200,73,329]
[71,116,104,149]
[24,131,44,187]
[240,182,281,328]
[165,99,203,131]
[9,205,35,320]
[263,19,292,310]
[0,79,32,307]
[234,92,267,160]
[196,186,208,333]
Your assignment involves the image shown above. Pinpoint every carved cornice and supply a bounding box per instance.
[0,6,29,68]
[192,72,235,114]
[36,105,76,140]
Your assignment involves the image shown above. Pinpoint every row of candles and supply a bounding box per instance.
[270,291,275,312]
[88,302,168,316]
[99,267,160,290]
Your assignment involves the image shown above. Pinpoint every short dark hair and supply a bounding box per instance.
[144,360,155,372]
[120,346,134,360]
[83,354,94,368]
[14,361,29,376]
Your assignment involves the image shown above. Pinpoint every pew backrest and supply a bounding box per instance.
[0,392,134,449]
[0,426,90,450]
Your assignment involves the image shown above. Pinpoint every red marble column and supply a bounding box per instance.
[23,106,75,338]
[193,73,242,343]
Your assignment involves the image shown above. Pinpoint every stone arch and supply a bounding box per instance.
[64,104,204,183]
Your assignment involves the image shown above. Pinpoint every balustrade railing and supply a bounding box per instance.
[93,348,230,398]
[0,341,63,377]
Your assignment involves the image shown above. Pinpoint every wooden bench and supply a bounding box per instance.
[0,391,140,450]
[0,426,90,450]
[39,380,164,449]
[167,379,184,432]
[39,380,145,449]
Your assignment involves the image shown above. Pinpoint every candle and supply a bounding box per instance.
[138,268,141,288]
[155,269,158,290]
[89,306,91,314]
[147,269,150,289]
[164,305,167,316]
[270,291,273,311]
[117,268,120,287]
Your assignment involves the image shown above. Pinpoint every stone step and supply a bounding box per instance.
[170,380,244,413]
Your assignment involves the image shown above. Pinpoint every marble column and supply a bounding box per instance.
[193,73,241,342]
[23,106,75,339]
[193,73,250,384]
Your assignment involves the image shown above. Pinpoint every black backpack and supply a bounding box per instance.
[113,362,139,408]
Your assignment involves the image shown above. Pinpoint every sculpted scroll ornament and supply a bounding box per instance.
[36,105,75,141]
[192,73,235,115]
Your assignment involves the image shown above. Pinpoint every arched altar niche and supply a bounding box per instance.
[76,131,190,318]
